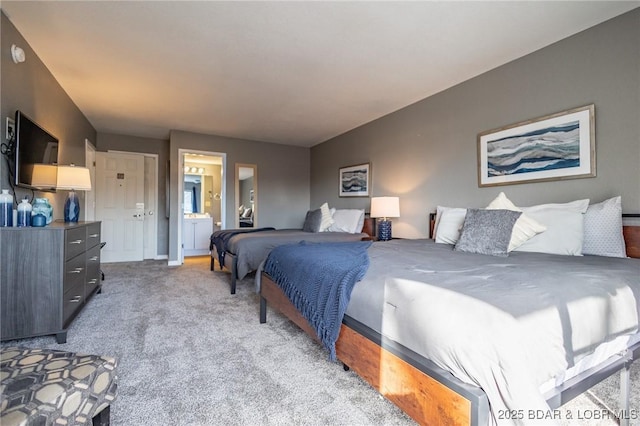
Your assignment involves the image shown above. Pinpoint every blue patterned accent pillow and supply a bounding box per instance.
[454,209,522,257]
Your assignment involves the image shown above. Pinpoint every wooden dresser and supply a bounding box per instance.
[0,221,102,343]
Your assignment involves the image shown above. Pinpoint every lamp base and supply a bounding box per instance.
[64,192,80,223]
[377,219,392,241]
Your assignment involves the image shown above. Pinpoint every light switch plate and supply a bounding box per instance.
[6,117,15,142]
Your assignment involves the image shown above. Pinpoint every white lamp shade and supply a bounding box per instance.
[30,164,58,188]
[370,196,400,218]
[56,165,92,190]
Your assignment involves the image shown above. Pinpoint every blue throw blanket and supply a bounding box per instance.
[264,241,372,360]
[210,227,275,267]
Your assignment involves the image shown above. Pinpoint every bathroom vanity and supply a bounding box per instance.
[183,215,213,256]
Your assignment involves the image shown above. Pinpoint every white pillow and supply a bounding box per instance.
[434,206,467,245]
[327,209,365,234]
[486,192,547,251]
[582,196,626,258]
[319,202,334,232]
[355,211,365,234]
[515,199,589,256]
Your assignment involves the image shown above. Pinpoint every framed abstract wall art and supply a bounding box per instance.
[339,163,370,197]
[477,104,595,187]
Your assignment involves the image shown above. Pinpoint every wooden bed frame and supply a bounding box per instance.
[214,217,376,294]
[259,214,640,426]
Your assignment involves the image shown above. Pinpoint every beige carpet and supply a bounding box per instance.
[1,256,637,425]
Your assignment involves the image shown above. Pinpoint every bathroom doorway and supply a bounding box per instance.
[180,150,226,260]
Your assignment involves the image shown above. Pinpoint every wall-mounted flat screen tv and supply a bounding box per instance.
[14,110,59,192]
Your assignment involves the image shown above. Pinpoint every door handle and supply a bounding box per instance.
[133,214,142,218]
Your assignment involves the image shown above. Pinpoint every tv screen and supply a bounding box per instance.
[14,110,59,191]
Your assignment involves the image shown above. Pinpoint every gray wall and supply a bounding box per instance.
[169,130,310,262]
[1,12,96,219]
[96,132,170,256]
[311,9,640,239]
[207,166,222,222]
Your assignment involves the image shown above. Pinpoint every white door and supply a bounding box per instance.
[96,151,145,262]
[143,156,158,260]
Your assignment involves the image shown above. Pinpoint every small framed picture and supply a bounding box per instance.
[339,163,370,197]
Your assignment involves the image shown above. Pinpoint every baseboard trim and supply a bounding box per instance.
[168,260,181,266]
[155,255,168,260]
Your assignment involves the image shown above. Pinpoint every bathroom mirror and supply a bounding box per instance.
[183,174,203,215]
[235,163,257,228]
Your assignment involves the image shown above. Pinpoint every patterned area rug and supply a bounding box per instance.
[1,256,637,425]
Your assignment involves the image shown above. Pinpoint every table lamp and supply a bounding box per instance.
[370,196,400,241]
[56,165,92,222]
[30,164,58,190]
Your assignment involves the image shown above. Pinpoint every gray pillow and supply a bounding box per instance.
[302,209,322,232]
[454,209,522,257]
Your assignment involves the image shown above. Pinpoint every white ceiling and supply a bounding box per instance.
[3,1,638,147]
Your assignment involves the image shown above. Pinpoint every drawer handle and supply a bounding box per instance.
[89,256,99,261]
[70,239,84,245]
[69,296,82,303]
[88,279,98,284]
[89,234,99,238]
[69,268,84,274]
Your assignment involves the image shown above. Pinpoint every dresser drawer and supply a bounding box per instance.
[85,245,101,296]
[65,227,86,260]
[86,223,101,249]
[63,255,86,294]
[62,281,84,324]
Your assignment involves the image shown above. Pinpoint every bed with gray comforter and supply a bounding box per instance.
[227,229,368,280]
[341,239,640,425]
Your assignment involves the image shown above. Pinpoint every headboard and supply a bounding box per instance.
[428,212,640,259]
[362,216,375,240]
[623,214,640,258]
[429,212,437,240]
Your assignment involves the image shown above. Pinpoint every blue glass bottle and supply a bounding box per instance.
[17,198,32,227]
[0,189,13,227]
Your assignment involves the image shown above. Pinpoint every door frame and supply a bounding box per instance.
[144,154,159,260]
[178,148,227,264]
[84,139,96,221]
